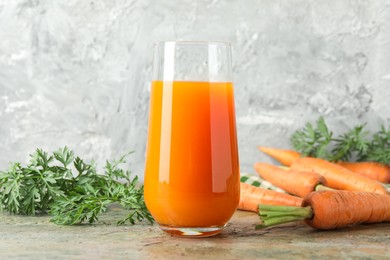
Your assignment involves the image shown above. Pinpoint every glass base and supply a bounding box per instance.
[159,225,225,237]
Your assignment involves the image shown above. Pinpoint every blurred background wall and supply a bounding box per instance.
[1,0,389,180]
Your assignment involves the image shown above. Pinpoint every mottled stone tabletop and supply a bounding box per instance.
[1,207,389,259]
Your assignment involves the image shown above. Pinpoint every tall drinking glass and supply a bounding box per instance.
[144,41,240,237]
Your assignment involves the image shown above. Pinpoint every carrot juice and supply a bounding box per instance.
[144,80,240,232]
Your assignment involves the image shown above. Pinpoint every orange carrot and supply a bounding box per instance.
[258,146,301,166]
[337,161,390,184]
[238,182,303,212]
[254,162,327,198]
[290,157,388,194]
[257,190,390,230]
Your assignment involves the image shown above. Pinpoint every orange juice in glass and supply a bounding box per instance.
[144,41,240,237]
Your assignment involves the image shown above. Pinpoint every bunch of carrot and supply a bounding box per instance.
[238,146,390,230]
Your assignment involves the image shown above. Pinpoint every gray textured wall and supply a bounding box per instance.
[1,0,390,180]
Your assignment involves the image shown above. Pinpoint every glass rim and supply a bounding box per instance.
[154,41,231,47]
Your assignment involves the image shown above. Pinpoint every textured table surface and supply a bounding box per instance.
[1,208,390,259]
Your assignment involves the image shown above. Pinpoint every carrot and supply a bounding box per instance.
[290,157,388,195]
[257,190,390,230]
[238,182,303,212]
[258,146,301,166]
[254,162,327,198]
[337,161,390,184]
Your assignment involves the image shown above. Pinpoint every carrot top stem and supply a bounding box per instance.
[315,184,334,191]
[384,184,390,192]
[256,205,313,229]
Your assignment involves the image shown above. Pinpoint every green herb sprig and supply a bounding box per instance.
[291,117,390,164]
[290,117,333,159]
[0,147,153,225]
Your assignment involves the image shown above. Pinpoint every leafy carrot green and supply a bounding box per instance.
[290,117,333,160]
[0,147,153,225]
[290,117,390,164]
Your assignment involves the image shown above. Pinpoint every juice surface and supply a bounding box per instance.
[144,80,240,227]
